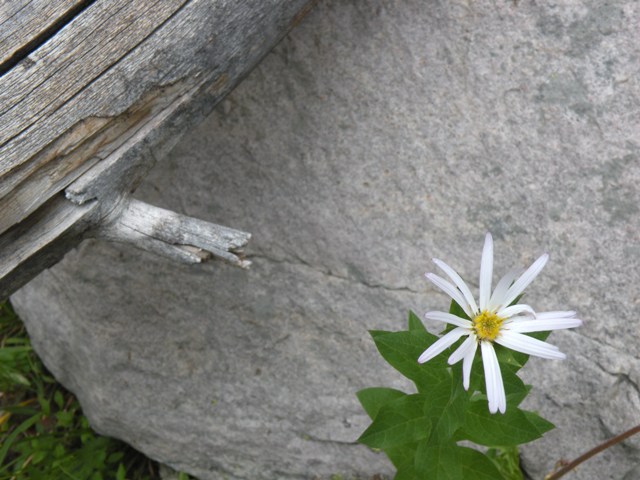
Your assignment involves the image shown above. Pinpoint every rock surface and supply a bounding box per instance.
[11,1,640,479]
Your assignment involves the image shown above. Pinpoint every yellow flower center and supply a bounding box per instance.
[473,310,504,341]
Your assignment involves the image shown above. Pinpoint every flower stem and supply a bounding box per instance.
[545,423,640,480]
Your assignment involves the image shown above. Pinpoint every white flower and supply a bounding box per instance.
[417,233,582,414]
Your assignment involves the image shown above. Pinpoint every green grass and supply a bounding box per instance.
[0,300,186,480]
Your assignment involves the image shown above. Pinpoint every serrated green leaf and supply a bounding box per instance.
[408,311,426,332]
[415,439,463,480]
[522,410,555,435]
[358,394,431,449]
[357,387,407,419]
[460,401,547,446]
[369,330,449,391]
[505,383,531,408]
[459,447,505,479]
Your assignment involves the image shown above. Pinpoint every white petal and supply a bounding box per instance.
[497,304,535,319]
[481,342,506,414]
[495,330,566,360]
[536,311,576,319]
[433,258,479,315]
[479,233,494,311]
[425,273,475,318]
[425,311,473,329]
[418,327,469,363]
[488,268,522,310]
[462,335,478,390]
[448,334,476,364]
[503,317,582,333]
[501,253,549,309]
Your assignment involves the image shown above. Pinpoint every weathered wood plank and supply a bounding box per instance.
[0,78,201,235]
[0,193,98,300]
[0,0,317,299]
[0,0,315,236]
[0,0,187,174]
[0,0,88,69]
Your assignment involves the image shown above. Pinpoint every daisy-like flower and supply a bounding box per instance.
[418,233,582,414]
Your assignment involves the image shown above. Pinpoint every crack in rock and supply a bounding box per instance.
[247,252,420,294]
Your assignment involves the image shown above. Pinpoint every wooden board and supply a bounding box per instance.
[0,0,86,68]
[0,0,317,299]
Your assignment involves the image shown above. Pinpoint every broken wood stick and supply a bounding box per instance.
[97,198,251,268]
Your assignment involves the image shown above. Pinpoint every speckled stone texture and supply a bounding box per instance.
[11,1,640,479]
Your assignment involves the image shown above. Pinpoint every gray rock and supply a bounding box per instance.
[11,1,640,479]
[623,464,640,480]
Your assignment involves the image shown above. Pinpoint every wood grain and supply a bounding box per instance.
[0,193,98,300]
[0,0,316,299]
[98,199,251,268]
[0,0,85,67]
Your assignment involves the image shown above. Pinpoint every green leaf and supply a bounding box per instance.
[357,387,407,419]
[394,463,419,480]
[37,394,50,417]
[358,394,431,449]
[460,401,548,446]
[385,442,419,470]
[486,446,524,480]
[414,439,463,480]
[523,411,555,436]
[53,443,66,458]
[54,390,64,410]
[0,345,31,357]
[449,300,471,320]
[423,374,467,442]
[408,311,426,331]
[116,463,126,480]
[107,451,124,464]
[56,410,75,428]
[0,413,40,466]
[466,354,530,409]
[0,368,30,389]
[369,330,449,391]
[459,447,505,479]
[31,448,47,465]
[500,366,530,407]
[493,343,527,370]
